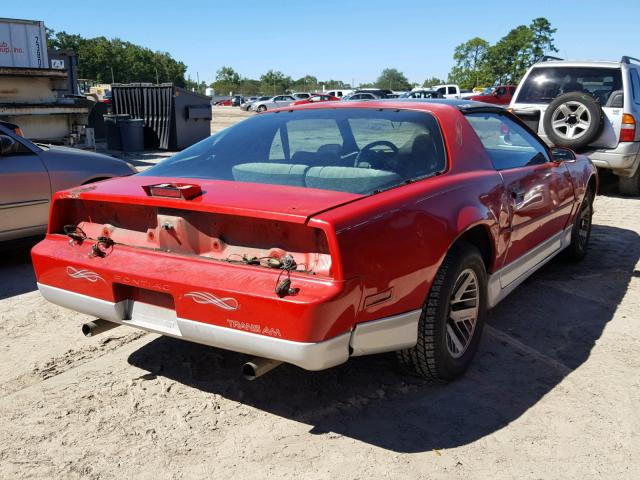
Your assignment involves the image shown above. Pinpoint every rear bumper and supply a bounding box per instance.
[584,142,640,177]
[38,282,421,371]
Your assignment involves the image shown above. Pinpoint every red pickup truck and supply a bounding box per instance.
[470,85,516,105]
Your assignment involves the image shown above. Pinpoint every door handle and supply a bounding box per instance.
[511,188,525,203]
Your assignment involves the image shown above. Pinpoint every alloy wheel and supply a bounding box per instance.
[550,101,592,140]
[446,268,480,359]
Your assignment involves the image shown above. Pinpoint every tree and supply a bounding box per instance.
[448,17,558,87]
[529,17,558,62]
[239,78,261,95]
[486,25,535,84]
[212,66,241,95]
[291,75,318,92]
[47,30,187,86]
[260,70,292,95]
[448,37,491,89]
[422,76,445,88]
[375,68,411,90]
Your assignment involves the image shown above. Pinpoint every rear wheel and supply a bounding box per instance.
[397,243,487,381]
[565,187,594,261]
[619,168,640,196]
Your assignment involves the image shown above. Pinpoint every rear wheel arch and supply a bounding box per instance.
[451,224,495,273]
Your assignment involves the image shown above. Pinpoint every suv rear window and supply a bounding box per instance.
[516,66,623,105]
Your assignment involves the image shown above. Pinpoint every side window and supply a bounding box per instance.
[448,86,457,95]
[496,87,506,96]
[630,70,640,104]
[436,87,446,95]
[268,128,286,161]
[465,113,550,170]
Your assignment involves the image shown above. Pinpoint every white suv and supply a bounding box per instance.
[510,56,640,195]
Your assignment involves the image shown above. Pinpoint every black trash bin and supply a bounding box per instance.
[103,114,130,150]
[119,118,145,152]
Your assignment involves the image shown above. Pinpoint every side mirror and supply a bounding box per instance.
[551,146,576,162]
[0,134,17,155]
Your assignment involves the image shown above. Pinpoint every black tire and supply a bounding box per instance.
[565,187,594,262]
[619,168,640,196]
[257,105,267,113]
[397,242,487,381]
[543,92,604,149]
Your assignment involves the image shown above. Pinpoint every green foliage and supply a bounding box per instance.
[422,76,445,88]
[212,66,241,95]
[375,68,411,90]
[291,75,318,92]
[448,17,558,87]
[47,30,187,86]
[448,37,492,89]
[259,70,293,95]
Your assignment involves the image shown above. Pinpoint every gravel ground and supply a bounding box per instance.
[0,117,638,478]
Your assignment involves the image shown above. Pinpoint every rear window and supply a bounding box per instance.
[516,66,623,105]
[141,108,447,195]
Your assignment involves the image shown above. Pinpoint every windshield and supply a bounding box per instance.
[516,66,623,105]
[141,108,447,195]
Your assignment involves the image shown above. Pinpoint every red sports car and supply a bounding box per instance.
[31,100,597,381]
[290,94,340,106]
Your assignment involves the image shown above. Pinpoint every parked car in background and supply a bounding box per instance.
[326,89,353,98]
[469,85,516,105]
[355,88,394,98]
[250,95,297,112]
[231,95,244,107]
[241,96,268,111]
[32,100,596,382]
[215,99,233,106]
[290,94,340,105]
[342,91,381,101]
[510,56,640,195]
[402,89,444,99]
[0,121,136,242]
[292,92,311,99]
[432,84,475,99]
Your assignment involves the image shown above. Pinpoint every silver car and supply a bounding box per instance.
[0,122,136,242]
[241,96,269,111]
[250,95,296,112]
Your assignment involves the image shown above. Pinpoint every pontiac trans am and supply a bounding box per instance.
[31,100,597,381]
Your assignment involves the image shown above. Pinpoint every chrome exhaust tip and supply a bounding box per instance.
[82,319,120,337]
[242,357,283,380]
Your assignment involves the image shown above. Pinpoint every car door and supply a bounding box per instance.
[0,130,51,241]
[465,112,576,278]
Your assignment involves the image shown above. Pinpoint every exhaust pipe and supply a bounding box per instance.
[82,319,120,337]
[242,357,283,380]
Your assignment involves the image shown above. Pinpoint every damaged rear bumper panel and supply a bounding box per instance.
[37,283,420,371]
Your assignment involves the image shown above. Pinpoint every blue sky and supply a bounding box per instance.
[6,1,640,85]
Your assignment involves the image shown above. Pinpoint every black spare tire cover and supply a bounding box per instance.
[543,92,604,149]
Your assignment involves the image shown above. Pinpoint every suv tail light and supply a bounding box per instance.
[620,113,636,142]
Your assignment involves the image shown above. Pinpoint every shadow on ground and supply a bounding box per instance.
[128,223,639,452]
[0,238,39,300]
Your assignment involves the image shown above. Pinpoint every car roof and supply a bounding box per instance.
[270,98,504,115]
[531,60,623,69]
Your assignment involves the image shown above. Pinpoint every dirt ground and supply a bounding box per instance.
[0,111,639,478]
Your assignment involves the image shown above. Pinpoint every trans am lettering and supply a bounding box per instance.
[226,320,282,337]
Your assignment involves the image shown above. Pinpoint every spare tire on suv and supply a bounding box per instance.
[542,92,604,149]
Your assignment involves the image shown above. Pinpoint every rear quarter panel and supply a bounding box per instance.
[313,107,509,324]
